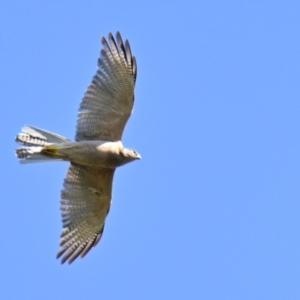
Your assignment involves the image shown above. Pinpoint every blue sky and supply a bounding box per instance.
[1,1,300,299]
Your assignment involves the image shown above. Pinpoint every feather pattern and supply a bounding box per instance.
[57,163,115,264]
[75,31,137,141]
[15,126,70,163]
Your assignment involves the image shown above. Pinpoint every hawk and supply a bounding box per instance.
[15,32,140,264]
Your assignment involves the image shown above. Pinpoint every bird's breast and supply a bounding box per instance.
[64,140,124,168]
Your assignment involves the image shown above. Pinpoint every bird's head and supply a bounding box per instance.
[121,148,141,163]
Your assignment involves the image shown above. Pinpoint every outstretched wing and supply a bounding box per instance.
[75,32,137,142]
[57,163,115,264]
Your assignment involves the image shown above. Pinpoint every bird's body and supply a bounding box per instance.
[44,140,133,168]
[15,32,140,264]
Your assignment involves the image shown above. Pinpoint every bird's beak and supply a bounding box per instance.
[136,154,142,159]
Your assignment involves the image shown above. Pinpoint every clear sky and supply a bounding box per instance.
[1,1,300,299]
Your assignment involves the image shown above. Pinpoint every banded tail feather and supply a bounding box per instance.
[15,126,70,163]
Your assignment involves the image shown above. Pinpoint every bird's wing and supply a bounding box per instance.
[57,163,115,264]
[75,32,137,142]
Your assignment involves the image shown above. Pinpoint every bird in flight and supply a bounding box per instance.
[15,32,140,264]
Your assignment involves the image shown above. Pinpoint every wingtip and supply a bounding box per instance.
[108,32,113,40]
[116,31,121,39]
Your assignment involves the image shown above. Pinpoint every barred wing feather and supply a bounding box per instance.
[75,32,137,142]
[57,164,115,264]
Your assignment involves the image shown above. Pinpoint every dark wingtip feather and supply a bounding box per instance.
[101,36,111,54]
[124,40,132,66]
[67,246,84,264]
[116,31,121,39]
[115,32,137,80]
[116,32,126,61]
[56,227,105,264]
[56,244,66,257]
[132,56,137,80]
[56,246,71,264]
[108,32,120,57]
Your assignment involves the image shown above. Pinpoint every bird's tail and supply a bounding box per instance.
[15,126,71,163]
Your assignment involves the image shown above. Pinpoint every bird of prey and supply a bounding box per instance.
[15,32,140,264]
